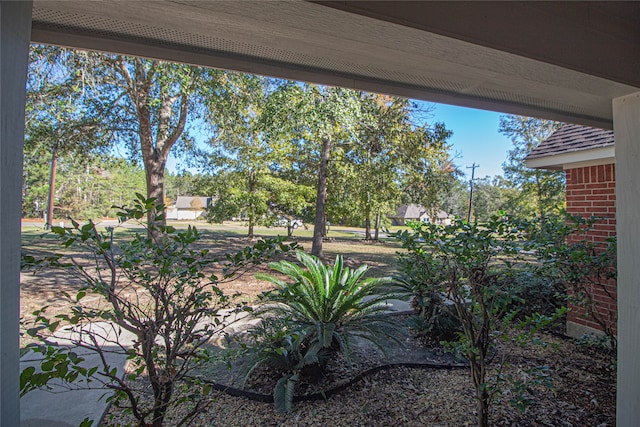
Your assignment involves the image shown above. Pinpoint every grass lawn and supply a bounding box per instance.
[20,220,406,349]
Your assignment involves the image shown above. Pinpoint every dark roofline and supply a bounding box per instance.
[526,124,614,161]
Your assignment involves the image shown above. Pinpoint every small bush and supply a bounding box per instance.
[394,226,462,340]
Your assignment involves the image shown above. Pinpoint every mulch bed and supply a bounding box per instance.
[101,318,615,427]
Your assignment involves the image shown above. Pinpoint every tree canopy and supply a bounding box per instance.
[25,45,462,239]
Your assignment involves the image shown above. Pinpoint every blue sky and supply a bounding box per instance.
[167,101,514,179]
[428,103,513,180]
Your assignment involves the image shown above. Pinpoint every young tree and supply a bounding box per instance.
[499,115,564,219]
[396,218,563,427]
[21,197,299,427]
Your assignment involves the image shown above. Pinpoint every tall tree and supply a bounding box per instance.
[97,56,209,230]
[25,45,110,223]
[349,94,412,239]
[37,46,216,230]
[400,122,458,218]
[499,115,564,219]
[204,75,309,237]
[265,83,361,256]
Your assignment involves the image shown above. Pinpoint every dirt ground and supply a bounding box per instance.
[101,320,616,427]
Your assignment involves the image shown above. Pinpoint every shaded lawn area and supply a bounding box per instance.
[20,221,405,349]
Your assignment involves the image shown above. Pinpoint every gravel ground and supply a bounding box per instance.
[101,326,615,427]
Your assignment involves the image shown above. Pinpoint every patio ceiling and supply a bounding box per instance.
[30,1,640,130]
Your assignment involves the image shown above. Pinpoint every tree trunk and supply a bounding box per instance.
[46,147,57,229]
[364,216,371,240]
[535,172,544,220]
[248,219,255,239]
[144,153,167,238]
[374,209,381,241]
[476,391,489,427]
[248,174,256,238]
[311,137,331,257]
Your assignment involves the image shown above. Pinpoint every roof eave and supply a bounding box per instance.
[526,145,615,170]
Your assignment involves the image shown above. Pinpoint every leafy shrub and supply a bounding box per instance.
[20,195,298,427]
[249,251,404,411]
[395,216,564,427]
[395,229,460,340]
[503,268,565,320]
[526,214,617,349]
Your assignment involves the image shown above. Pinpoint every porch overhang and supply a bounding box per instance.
[30,1,640,129]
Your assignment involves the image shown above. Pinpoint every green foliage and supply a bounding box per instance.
[248,251,403,412]
[527,214,617,349]
[24,45,114,219]
[400,122,459,218]
[469,176,522,222]
[499,115,565,219]
[21,195,298,427]
[394,232,460,340]
[240,317,326,413]
[395,216,564,427]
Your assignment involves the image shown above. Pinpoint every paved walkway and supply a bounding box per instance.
[20,300,411,426]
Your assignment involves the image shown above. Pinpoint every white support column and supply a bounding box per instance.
[0,2,31,426]
[614,92,640,426]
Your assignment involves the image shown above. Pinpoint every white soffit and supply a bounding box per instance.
[30,1,640,128]
[526,146,615,171]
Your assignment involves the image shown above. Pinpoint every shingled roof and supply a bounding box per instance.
[388,203,427,219]
[174,196,212,209]
[525,124,614,170]
[526,124,614,160]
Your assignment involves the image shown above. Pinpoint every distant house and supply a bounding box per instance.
[526,124,616,339]
[389,203,451,226]
[165,196,212,220]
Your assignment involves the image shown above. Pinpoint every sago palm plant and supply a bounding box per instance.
[249,251,405,411]
[256,250,404,363]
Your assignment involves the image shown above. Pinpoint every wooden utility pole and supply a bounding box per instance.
[466,163,479,222]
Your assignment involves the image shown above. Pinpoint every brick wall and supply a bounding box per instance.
[565,163,617,336]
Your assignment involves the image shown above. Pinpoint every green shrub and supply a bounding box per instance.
[395,231,460,341]
[20,195,298,427]
[395,216,564,427]
[526,214,617,349]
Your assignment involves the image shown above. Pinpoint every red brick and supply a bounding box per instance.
[567,195,587,202]
[570,201,593,207]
